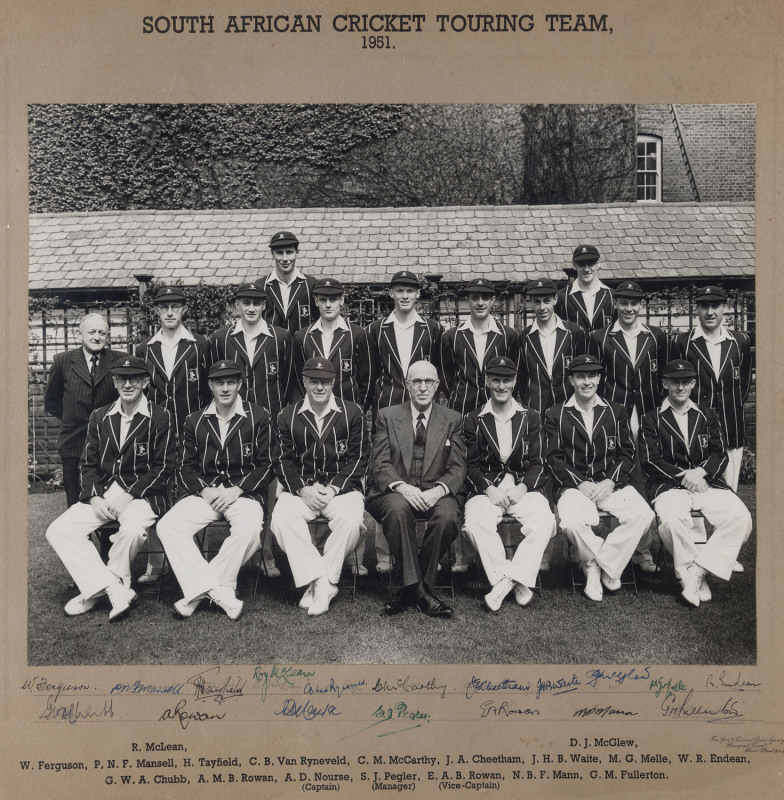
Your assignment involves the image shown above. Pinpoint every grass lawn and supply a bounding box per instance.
[27,487,757,666]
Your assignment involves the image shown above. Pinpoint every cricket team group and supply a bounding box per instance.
[42,232,754,622]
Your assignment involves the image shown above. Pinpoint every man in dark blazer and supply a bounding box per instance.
[463,357,555,611]
[254,230,319,336]
[366,360,467,618]
[271,358,370,616]
[157,360,277,621]
[44,312,124,506]
[555,244,614,334]
[45,356,175,621]
[639,359,752,606]
[544,354,654,602]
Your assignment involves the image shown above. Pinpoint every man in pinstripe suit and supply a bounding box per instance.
[46,356,175,621]
[44,313,124,507]
[271,358,370,616]
[463,357,555,611]
[639,360,752,606]
[544,354,654,602]
[157,360,277,620]
[555,244,614,334]
[135,285,212,583]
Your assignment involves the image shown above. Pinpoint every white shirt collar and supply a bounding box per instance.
[565,394,608,411]
[611,320,649,337]
[385,310,424,328]
[457,316,501,335]
[312,316,350,333]
[530,315,566,336]
[204,396,247,418]
[409,401,433,424]
[661,398,699,415]
[691,325,731,343]
[107,397,151,418]
[265,267,306,286]
[229,318,272,339]
[569,279,610,296]
[478,398,524,422]
[149,325,196,345]
[299,393,340,418]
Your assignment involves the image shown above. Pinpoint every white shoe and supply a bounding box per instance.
[174,596,204,618]
[732,561,744,573]
[105,582,138,621]
[264,561,280,578]
[680,563,704,607]
[451,563,469,574]
[698,575,712,603]
[583,560,603,602]
[299,583,315,610]
[513,583,534,607]
[633,550,660,573]
[208,586,243,620]
[601,569,622,592]
[484,576,514,612]
[138,561,169,584]
[376,560,391,574]
[350,563,368,576]
[64,594,100,616]
[308,576,338,616]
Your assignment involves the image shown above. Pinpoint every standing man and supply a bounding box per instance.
[639,360,752,606]
[255,230,318,336]
[463,357,555,611]
[45,356,175,620]
[366,361,467,618]
[555,244,614,334]
[544,354,654,602]
[135,285,211,583]
[157,360,276,621]
[44,313,124,507]
[271,358,370,616]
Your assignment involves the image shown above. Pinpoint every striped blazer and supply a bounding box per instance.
[79,399,175,517]
[255,272,319,336]
[555,284,614,333]
[178,400,277,505]
[464,405,548,497]
[209,321,293,418]
[366,316,442,412]
[544,398,635,493]
[44,347,124,458]
[440,322,521,415]
[671,328,752,449]
[639,402,730,499]
[518,320,587,413]
[135,332,212,438]
[293,320,375,411]
[275,397,369,495]
[589,323,669,419]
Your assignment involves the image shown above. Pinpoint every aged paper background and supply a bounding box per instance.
[2,0,781,797]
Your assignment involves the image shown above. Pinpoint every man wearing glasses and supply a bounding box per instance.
[366,360,467,618]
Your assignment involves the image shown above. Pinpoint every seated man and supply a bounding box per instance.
[46,356,174,620]
[639,359,752,606]
[544,354,654,601]
[366,360,467,618]
[463,357,556,611]
[271,358,370,616]
[157,360,276,620]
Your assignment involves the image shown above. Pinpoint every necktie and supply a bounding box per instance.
[90,355,98,381]
[415,412,426,445]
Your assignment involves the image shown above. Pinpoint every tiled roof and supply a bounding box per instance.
[29,203,754,290]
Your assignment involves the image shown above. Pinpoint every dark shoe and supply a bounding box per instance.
[383,590,410,616]
[416,588,453,618]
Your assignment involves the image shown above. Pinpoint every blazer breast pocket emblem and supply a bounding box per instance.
[698,434,709,449]
[341,359,352,373]
[267,361,279,376]
[187,367,198,382]
[243,443,253,457]
[733,366,740,380]
[299,305,310,318]
[336,439,348,455]
[651,358,658,372]
[606,435,616,451]
[134,442,148,456]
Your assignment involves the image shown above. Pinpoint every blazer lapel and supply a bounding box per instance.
[221,414,246,448]
[509,411,526,459]
[381,322,403,374]
[571,291,590,327]
[327,328,348,360]
[591,405,609,443]
[565,406,590,442]
[422,407,448,475]
[410,321,427,361]
[660,408,687,445]
[316,409,340,443]
[107,411,122,452]
[171,339,195,374]
[610,329,634,369]
[478,414,502,460]
[145,341,168,376]
[391,406,414,477]
[527,329,549,373]
[250,331,273,368]
[71,351,93,386]
[266,281,286,320]
[716,338,734,379]
[460,329,481,370]
[118,412,148,455]
[205,415,225,452]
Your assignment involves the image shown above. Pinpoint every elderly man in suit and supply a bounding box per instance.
[545,354,654,602]
[639,359,752,606]
[463,357,555,611]
[45,356,175,620]
[555,244,615,334]
[44,312,124,506]
[157,360,277,621]
[366,360,467,618]
[271,357,370,616]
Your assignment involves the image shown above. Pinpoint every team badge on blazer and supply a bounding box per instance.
[564,355,572,368]
[733,366,741,380]
[299,305,310,318]
[606,435,617,450]
[267,361,279,376]
[341,359,352,373]
[651,359,658,372]
[698,434,709,448]
[187,367,198,382]
[135,442,148,456]
[336,439,348,455]
[243,443,253,457]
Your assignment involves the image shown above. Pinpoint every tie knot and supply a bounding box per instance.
[417,413,425,423]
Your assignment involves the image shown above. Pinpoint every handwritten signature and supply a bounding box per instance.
[159,699,226,729]
[254,665,316,701]
[39,696,114,725]
[705,670,761,690]
[465,676,530,700]
[573,704,638,719]
[304,677,366,699]
[372,675,447,700]
[480,700,540,718]
[661,689,743,722]
[187,667,246,705]
[274,698,340,720]
[340,702,429,741]
[584,666,651,689]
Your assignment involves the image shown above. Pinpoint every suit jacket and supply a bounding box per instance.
[590,323,668,418]
[440,322,521,415]
[79,399,175,516]
[135,331,211,438]
[366,402,467,505]
[209,321,293,418]
[293,320,375,410]
[366,316,442,412]
[275,397,369,495]
[178,400,277,505]
[671,328,752,449]
[555,284,614,333]
[44,347,124,458]
[464,404,548,497]
[544,398,635,494]
[255,272,319,336]
[518,320,586,413]
[639,402,730,499]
